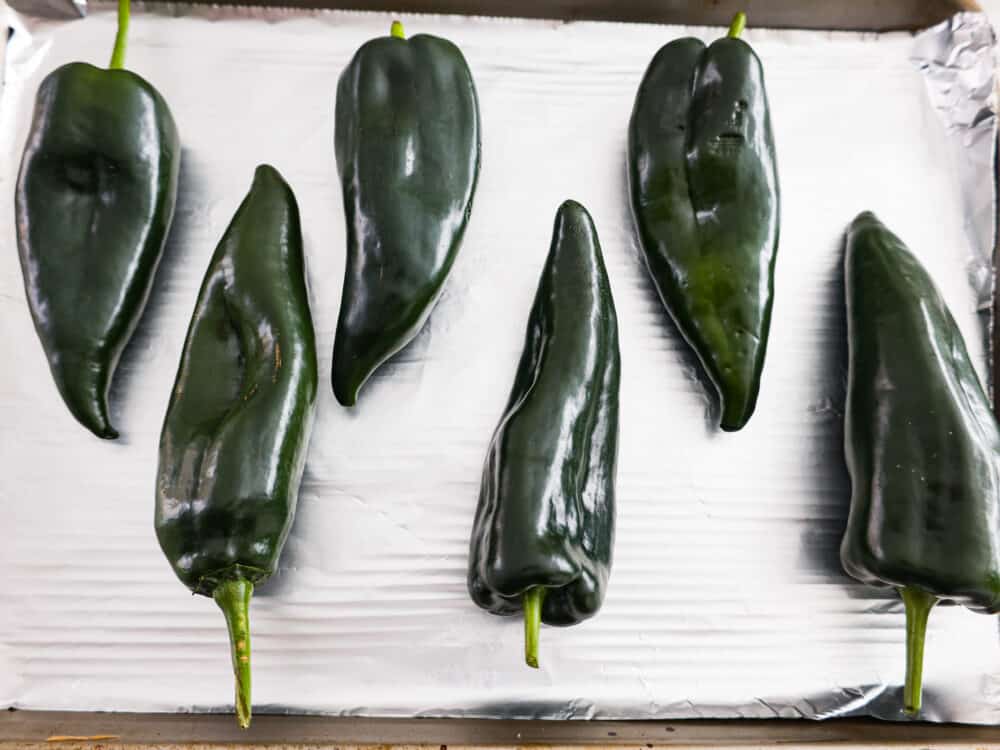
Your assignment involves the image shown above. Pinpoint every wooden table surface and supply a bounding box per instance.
[2,712,1000,749]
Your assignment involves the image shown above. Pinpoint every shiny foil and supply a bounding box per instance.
[0,3,998,724]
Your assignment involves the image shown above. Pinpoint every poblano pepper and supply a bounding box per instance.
[627,13,778,431]
[16,0,180,439]
[841,212,1000,716]
[155,165,317,729]
[468,200,620,669]
[332,20,480,406]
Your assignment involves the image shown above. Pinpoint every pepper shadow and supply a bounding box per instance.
[338,312,437,407]
[615,160,720,434]
[631,250,721,433]
[254,481,325,599]
[107,151,201,441]
[797,232,852,579]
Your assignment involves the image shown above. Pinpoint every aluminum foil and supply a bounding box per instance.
[1,2,998,725]
[912,12,997,308]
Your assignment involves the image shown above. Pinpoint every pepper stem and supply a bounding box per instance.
[899,586,937,716]
[214,578,254,729]
[727,12,747,39]
[109,0,130,69]
[523,587,546,669]
[390,20,405,39]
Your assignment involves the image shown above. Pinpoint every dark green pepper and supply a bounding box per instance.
[627,13,778,431]
[468,200,620,668]
[332,20,480,406]
[841,211,1000,716]
[155,165,317,729]
[15,0,179,438]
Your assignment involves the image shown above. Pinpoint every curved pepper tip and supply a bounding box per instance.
[719,414,750,432]
[89,403,119,439]
[331,343,369,406]
[331,373,359,407]
[93,423,120,441]
[64,391,119,440]
[719,419,747,433]
[335,392,358,408]
[718,393,755,432]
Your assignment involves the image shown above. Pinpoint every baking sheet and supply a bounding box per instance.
[1,2,998,724]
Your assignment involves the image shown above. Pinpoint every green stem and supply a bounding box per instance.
[214,578,254,729]
[523,587,546,669]
[899,586,937,717]
[390,20,405,39]
[109,0,130,69]
[727,11,747,39]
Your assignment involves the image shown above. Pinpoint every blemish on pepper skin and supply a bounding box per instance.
[237,640,246,649]
[239,655,249,662]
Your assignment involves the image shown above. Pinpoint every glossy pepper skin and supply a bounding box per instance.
[332,20,480,406]
[841,212,1000,716]
[15,0,180,439]
[155,165,317,729]
[468,200,620,669]
[627,13,778,431]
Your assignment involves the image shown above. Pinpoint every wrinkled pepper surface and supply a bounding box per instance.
[332,20,480,406]
[16,0,180,438]
[156,165,317,729]
[628,13,778,431]
[468,200,620,668]
[841,211,1000,716]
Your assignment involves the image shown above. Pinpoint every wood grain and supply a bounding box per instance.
[3,712,1000,748]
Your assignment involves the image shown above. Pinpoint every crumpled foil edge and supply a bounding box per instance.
[912,11,998,395]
